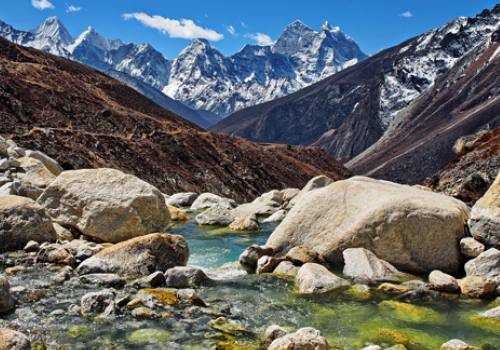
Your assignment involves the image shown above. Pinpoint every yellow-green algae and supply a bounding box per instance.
[141,288,178,305]
[66,325,89,338]
[378,300,443,324]
[127,328,171,344]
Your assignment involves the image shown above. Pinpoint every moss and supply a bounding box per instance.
[344,284,372,301]
[127,329,171,344]
[141,288,178,305]
[209,317,248,335]
[366,327,444,350]
[378,300,443,324]
[468,314,500,334]
[66,325,89,338]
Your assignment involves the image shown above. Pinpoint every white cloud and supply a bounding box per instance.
[227,25,236,36]
[400,11,413,18]
[32,0,55,10]
[123,12,224,41]
[246,32,274,46]
[66,4,82,13]
[241,21,248,29]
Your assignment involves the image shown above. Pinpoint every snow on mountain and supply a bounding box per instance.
[0,16,367,119]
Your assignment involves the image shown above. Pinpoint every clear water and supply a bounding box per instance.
[1,219,499,349]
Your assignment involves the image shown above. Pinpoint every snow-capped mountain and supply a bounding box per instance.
[0,16,366,118]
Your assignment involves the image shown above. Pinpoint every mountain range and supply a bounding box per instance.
[0,16,366,125]
[214,5,500,184]
[0,37,351,201]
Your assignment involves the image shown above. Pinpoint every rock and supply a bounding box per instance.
[263,209,287,223]
[0,195,57,252]
[361,346,383,350]
[440,339,479,350]
[17,157,56,189]
[0,276,14,314]
[37,168,170,243]
[139,288,178,306]
[131,306,158,319]
[52,223,74,241]
[0,328,31,350]
[208,316,247,335]
[190,193,236,210]
[464,248,500,281]
[267,176,469,275]
[24,150,62,176]
[286,246,319,265]
[468,172,500,248]
[0,138,7,158]
[458,276,496,298]
[268,327,329,350]
[280,188,300,204]
[132,271,165,289]
[62,239,102,261]
[287,175,334,209]
[23,240,40,253]
[195,204,235,226]
[0,158,20,171]
[459,237,485,258]
[37,244,75,266]
[234,190,283,217]
[342,248,402,284]
[80,289,115,316]
[429,270,460,293]
[264,325,288,343]
[239,245,274,273]
[164,266,210,288]
[176,288,206,306]
[167,205,191,222]
[0,182,16,196]
[273,261,300,277]
[229,213,260,231]
[295,263,350,294]
[478,305,500,319]
[80,274,126,288]
[377,283,411,295]
[167,192,198,207]
[256,256,285,274]
[77,233,188,276]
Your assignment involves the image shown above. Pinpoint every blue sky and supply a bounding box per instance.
[0,0,498,58]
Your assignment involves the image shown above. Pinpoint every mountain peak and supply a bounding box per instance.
[285,20,313,32]
[32,16,72,46]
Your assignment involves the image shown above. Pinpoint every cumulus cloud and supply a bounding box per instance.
[123,13,224,41]
[32,0,55,10]
[246,32,274,46]
[66,4,82,13]
[226,25,236,36]
[399,11,413,18]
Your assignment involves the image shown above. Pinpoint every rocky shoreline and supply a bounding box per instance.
[0,136,499,349]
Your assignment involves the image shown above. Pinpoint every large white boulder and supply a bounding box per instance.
[464,248,500,281]
[287,175,334,209]
[267,177,469,274]
[37,168,170,243]
[468,172,500,248]
[190,193,236,210]
[167,192,198,208]
[342,248,403,284]
[0,195,57,252]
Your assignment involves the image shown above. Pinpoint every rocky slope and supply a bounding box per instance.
[0,38,351,202]
[214,6,500,184]
[0,17,366,120]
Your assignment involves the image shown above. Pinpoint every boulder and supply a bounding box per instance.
[468,172,500,248]
[195,204,234,226]
[228,213,260,231]
[167,205,191,222]
[0,195,57,252]
[464,248,500,281]
[440,339,479,350]
[264,325,288,344]
[190,193,236,210]
[77,233,188,276]
[458,276,496,298]
[23,240,40,253]
[52,223,74,241]
[268,327,329,350]
[429,270,460,293]
[80,289,115,316]
[234,190,283,217]
[17,157,56,189]
[459,237,485,258]
[267,177,469,274]
[37,168,170,243]
[0,276,14,314]
[295,263,350,294]
[0,329,30,350]
[164,266,210,288]
[287,175,334,209]
[239,245,274,273]
[342,248,402,284]
[24,150,62,176]
[263,209,287,223]
[166,192,198,207]
[286,246,319,265]
[273,261,300,277]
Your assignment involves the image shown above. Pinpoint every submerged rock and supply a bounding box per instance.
[464,248,500,281]
[0,195,57,252]
[0,328,30,350]
[295,263,350,294]
[267,176,469,274]
[37,168,170,243]
[208,316,247,335]
[77,233,189,276]
[268,327,329,350]
[168,205,191,222]
[429,270,460,293]
[80,289,115,316]
[0,276,14,314]
[459,237,485,258]
[164,266,210,288]
[191,193,236,210]
[478,305,500,319]
[468,172,500,248]
[342,248,402,284]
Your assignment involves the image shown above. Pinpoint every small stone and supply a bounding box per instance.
[131,271,165,289]
[176,288,206,306]
[4,266,27,275]
[460,238,485,258]
[208,316,247,335]
[459,276,496,298]
[131,306,158,319]
[264,325,288,343]
[273,261,299,277]
[80,289,115,316]
[23,240,40,253]
[37,244,76,266]
[440,339,479,350]
[286,246,319,265]
[80,274,126,288]
[165,266,210,288]
[268,327,329,350]
[263,209,287,223]
[361,346,383,350]
[377,283,411,294]
[464,248,500,281]
[239,245,274,274]
[0,276,14,314]
[295,263,350,294]
[429,270,459,293]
